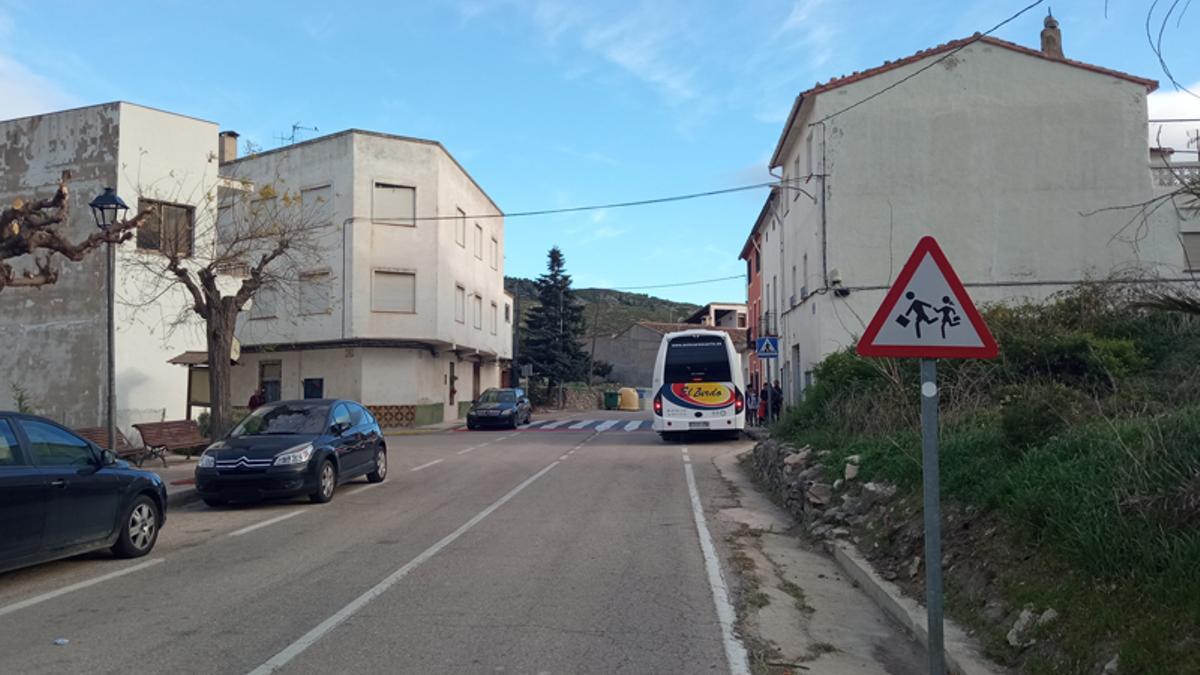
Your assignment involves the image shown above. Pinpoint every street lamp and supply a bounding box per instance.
[89,188,129,453]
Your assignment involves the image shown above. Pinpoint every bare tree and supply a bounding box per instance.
[124,176,326,439]
[0,171,147,292]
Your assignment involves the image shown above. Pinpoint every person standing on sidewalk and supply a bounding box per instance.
[771,380,784,420]
[746,387,759,426]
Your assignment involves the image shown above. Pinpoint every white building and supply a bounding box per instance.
[755,21,1190,406]
[683,302,748,328]
[224,130,513,427]
[0,102,216,434]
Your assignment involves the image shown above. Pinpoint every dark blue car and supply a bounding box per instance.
[195,399,387,507]
[0,412,167,575]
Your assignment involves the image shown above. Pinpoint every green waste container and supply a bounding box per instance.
[603,391,620,410]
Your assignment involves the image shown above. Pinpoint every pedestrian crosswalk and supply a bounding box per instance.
[517,419,652,433]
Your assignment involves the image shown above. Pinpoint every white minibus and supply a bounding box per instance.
[651,329,745,441]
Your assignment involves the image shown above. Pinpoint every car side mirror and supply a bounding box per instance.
[331,422,349,436]
[97,448,118,466]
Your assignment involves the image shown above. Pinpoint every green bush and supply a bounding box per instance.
[999,382,1085,450]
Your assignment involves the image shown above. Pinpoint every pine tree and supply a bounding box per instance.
[520,247,589,402]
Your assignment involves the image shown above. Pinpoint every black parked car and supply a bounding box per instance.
[466,388,532,430]
[0,412,167,575]
[195,399,386,507]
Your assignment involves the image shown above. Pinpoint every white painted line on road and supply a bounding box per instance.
[0,558,166,618]
[410,459,445,472]
[559,454,569,460]
[682,447,751,675]
[456,446,478,455]
[594,420,619,432]
[346,481,385,494]
[522,420,550,428]
[540,419,570,429]
[248,459,562,675]
[568,419,595,430]
[229,510,305,538]
[623,420,642,432]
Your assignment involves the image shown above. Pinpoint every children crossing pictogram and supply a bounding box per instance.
[857,236,997,359]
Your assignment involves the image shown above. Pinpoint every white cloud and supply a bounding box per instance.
[0,53,76,121]
[771,0,836,67]
[1148,84,1200,153]
[581,14,697,104]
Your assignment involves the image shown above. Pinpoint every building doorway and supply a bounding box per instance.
[472,362,481,401]
[449,361,457,405]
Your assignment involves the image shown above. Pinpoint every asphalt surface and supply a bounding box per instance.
[0,411,755,675]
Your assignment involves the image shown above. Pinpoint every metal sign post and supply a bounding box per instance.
[856,237,998,674]
[920,358,943,675]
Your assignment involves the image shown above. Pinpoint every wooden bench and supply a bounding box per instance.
[74,427,151,466]
[133,420,210,465]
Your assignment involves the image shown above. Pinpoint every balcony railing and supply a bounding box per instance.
[1151,162,1200,189]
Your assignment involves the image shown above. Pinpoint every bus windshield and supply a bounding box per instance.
[664,336,732,383]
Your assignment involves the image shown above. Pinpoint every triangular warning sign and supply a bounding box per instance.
[857,236,998,359]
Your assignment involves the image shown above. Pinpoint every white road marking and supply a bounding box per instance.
[0,558,166,618]
[248,460,562,674]
[568,419,595,430]
[559,454,569,460]
[623,420,643,432]
[229,510,305,537]
[595,420,619,432]
[682,447,751,675]
[456,446,479,455]
[410,459,445,472]
[346,481,385,494]
[540,419,570,430]
[522,420,550,428]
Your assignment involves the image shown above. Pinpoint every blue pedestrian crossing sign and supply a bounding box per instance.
[756,336,779,359]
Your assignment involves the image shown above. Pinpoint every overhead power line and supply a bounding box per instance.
[607,274,745,291]
[811,0,1047,126]
[405,178,807,222]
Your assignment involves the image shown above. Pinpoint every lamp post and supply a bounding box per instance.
[89,188,129,452]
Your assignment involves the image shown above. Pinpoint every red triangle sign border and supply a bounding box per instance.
[856,236,999,359]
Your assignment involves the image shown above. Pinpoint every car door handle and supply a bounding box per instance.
[49,478,68,488]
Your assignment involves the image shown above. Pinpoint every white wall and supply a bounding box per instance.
[114,103,218,431]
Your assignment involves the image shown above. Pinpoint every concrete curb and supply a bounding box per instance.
[167,486,201,509]
[829,541,1003,675]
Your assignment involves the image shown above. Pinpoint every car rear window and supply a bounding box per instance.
[664,336,732,383]
[0,420,21,466]
[231,402,331,437]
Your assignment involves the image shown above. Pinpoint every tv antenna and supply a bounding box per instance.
[274,122,319,146]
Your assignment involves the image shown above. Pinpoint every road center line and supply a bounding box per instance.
[247,460,562,674]
[456,446,479,455]
[229,511,305,537]
[682,447,750,675]
[0,558,166,618]
[410,459,445,472]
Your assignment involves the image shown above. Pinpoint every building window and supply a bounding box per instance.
[137,199,194,258]
[300,271,332,315]
[1184,232,1200,271]
[250,285,278,320]
[504,303,511,323]
[473,294,482,329]
[474,223,483,259]
[372,270,416,313]
[372,182,415,226]
[456,207,466,247]
[301,184,333,226]
[490,302,498,335]
[259,361,282,403]
[489,236,498,269]
[303,378,324,399]
[455,285,466,323]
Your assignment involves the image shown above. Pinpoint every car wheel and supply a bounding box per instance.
[310,459,337,503]
[111,495,160,558]
[203,497,229,508]
[367,448,388,483]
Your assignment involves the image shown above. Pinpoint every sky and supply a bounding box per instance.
[1,0,1199,305]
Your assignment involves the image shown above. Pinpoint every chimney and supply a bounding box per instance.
[218,130,240,163]
[1040,11,1063,59]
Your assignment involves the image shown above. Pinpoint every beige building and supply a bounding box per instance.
[225,130,513,427]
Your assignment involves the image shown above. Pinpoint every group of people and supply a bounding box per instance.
[745,380,782,426]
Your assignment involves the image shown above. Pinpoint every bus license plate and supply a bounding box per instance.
[689,421,709,429]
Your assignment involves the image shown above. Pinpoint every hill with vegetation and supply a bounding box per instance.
[504,276,700,336]
[769,284,1200,673]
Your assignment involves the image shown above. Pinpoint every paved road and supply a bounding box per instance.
[0,412,757,674]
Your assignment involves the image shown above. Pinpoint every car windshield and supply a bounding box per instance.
[230,402,330,437]
[664,336,733,383]
[478,390,516,403]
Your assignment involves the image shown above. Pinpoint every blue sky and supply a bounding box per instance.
[2,0,1198,304]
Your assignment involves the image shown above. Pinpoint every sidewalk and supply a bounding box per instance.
[142,454,202,508]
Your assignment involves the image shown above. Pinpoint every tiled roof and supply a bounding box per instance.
[770,33,1159,167]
